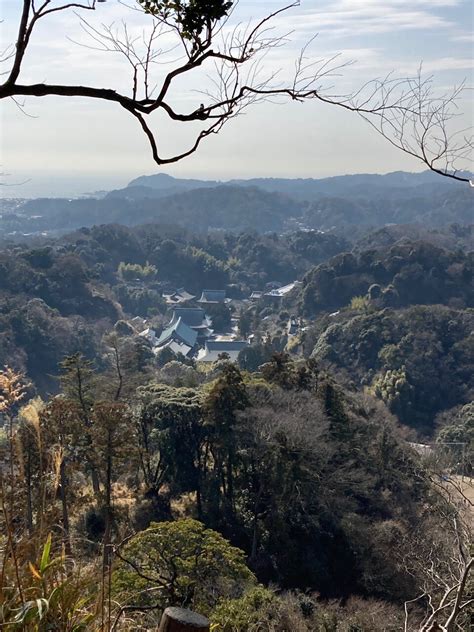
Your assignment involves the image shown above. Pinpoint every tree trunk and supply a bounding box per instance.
[25,446,33,535]
[91,465,101,495]
[158,607,209,632]
[195,449,203,521]
[59,459,72,555]
[102,429,113,570]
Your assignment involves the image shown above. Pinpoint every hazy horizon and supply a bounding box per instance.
[1,166,450,199]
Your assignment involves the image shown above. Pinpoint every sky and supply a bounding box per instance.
[1,0,473,197]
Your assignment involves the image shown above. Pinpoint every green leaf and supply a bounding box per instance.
[40,532,52,573]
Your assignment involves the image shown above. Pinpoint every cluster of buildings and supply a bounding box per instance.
[133,289,249,363]
[125,279,304,364]
[163,288,228,306]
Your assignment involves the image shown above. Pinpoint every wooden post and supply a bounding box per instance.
[158,607,210,632]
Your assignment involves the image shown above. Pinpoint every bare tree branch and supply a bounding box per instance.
[1,0,472,181]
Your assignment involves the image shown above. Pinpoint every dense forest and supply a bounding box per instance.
[1,173,472,630]
[1,354,472,630]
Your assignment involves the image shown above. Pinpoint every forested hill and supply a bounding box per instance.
[126,169,461,199]
[298,239,473,315]
[8,186,302,235]
[296,238,473,435]
[3,170,472,238]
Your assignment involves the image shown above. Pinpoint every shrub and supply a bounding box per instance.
[113,519,255,614]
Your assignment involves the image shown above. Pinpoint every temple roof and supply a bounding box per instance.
[156,317,198,349]
[197,339,248,362]
[198,289,226,304]
[163,288,195,305]
[170,307,212,329]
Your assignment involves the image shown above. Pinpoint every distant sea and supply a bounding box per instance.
[0,173,131,199]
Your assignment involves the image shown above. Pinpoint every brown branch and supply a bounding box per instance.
[1,0,471,179]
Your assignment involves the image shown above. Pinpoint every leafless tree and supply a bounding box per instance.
[1,1,472,182]
[401,470,473,632]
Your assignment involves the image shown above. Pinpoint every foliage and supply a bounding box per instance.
[0,349,471,630]
[0,366,27,413]
[349,294,370,311]
[210,586,277,631]
[206,303,232,332]
[371,367,414,422]
[238,342,274,372]
[211,590,406,632]
[310,306,474,433]
[300,240,473,315]
[436,402,474,474]
[0,533,99,631]
[113,518,255,613]
[118,261,157,282]
[139,1,233,41]
[135,383,204,498]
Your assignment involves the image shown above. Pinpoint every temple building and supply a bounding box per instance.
[154,317,198,357]
[197,289,227,304]
[168,307,213,341]
[197,340,248,363]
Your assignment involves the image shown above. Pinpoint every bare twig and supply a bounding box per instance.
[0,1,471,180]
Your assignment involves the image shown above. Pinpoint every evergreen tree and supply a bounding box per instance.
[204,364,248,523]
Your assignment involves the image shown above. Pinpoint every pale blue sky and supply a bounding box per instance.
[1,0,473,197]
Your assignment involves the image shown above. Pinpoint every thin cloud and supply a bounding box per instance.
[264,0,465,41]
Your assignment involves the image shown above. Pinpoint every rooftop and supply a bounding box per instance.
[198,289,226,304]
[197,339,248,362]
[264,281,302,298]
[156,317,198,349]
[154,339,194,357]
[163,288,196,304]
[170,307,212,329]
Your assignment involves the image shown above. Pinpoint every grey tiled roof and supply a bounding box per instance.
[198,290,226,303]
[157,317,198,348]
[170,308,210,328]
[205,340,248,352]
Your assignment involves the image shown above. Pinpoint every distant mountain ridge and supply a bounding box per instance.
[3,170,472,240]
[118,170,463,203]
[128,172,220,191]
[13,185,303,234]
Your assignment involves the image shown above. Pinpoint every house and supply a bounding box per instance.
[169,308,213,340]
[264,281,302,299]
[265,281,282,290]
[197,289,227,304]
[155,317,198,357]
[249,291,263,301]
[197,340,248,363]
[163,288,196,305]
